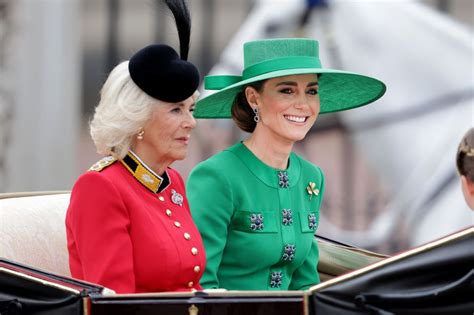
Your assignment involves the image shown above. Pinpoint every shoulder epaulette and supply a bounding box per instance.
[88,156,117,172]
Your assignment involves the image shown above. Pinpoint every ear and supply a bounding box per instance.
[244,86,260,109]
[461,176,474,195]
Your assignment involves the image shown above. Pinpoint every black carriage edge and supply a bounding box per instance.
[308,227,474,315]
[1,192,472,315]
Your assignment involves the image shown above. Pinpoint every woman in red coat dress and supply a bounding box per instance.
[65,0,205,293]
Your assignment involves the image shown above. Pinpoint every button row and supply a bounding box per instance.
[270,271,283,288]
[159,195,199,287]
[168,213,193,241]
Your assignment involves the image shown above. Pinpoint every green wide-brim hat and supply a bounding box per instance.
[194,38,386,118]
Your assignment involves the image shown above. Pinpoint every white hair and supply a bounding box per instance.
[90,61,157,159]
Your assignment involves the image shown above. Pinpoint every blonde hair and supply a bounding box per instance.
[90,61,157,159]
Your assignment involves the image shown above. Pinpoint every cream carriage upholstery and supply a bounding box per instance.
[0,192,71,277]
[0,191,387,281]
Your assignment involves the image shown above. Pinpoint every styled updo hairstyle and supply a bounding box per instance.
[90,61,157,160]
[231,80,266,133]
[456,128,474,182]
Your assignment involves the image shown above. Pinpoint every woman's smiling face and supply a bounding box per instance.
[247,73,320,144]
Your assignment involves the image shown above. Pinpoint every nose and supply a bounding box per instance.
[294,93,320,113]
[294,93,311,109]
[183,111,197,129]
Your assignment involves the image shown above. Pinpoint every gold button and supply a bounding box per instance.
[188,281,194,288]
[184,233,191,240]
[174,221,181,228]
[191,247,198,255]
[166,209,172,216]
[158,196,165,201]
[193,266,201,273]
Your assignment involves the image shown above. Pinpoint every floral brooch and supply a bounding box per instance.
[306,182,319,200]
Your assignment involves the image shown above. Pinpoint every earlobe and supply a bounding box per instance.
[461,176,474,210]
[462,176,474,195]
[244,87,259,109]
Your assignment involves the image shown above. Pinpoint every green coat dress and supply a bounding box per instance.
[187,142,324,290]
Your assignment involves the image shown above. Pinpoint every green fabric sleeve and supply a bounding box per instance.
[289,167,325,290]
[186,160,233,289]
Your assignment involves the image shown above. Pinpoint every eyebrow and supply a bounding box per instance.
[174,102,196,107]
[275,81,319,87]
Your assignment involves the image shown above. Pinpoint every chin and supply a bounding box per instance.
[173,151,188,161]
[289,131,310,142]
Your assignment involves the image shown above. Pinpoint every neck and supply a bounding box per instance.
[131,145,172,176]
[244,128,293,170]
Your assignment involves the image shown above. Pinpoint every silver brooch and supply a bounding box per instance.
[278,171,289,188]
[250,213,264,231]
[282,244,296,261]
[171,189,183,206]
[282,209,293,226]
[308,213,318,230]
[270,271,283,288]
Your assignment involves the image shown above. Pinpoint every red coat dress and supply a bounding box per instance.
[66,151,205,293]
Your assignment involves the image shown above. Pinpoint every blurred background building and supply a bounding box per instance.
[0,0,472,254]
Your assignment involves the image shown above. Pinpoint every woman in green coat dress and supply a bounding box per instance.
[187,38,386,291]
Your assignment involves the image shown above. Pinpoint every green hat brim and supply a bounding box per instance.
[194,68,386,118]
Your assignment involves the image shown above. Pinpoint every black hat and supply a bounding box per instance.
[129,44,199,103]
[128,0,199,103]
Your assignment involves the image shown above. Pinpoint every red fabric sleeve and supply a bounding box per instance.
[67,172,136,293]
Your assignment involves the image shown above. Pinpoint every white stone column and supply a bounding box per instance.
[0,0,16,192]
[5,0,81,192]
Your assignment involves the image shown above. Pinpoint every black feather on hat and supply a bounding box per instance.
[128,0,199,103]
